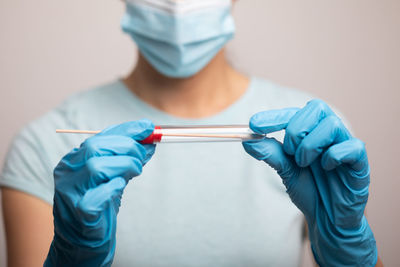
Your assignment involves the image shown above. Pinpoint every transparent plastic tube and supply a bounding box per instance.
[142,125,265,143]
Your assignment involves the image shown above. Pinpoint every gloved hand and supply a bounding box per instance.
[44,119,156,267]
[243,99,377,267]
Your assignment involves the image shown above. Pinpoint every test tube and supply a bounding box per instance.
[141,125,265,143]
[56,125,266,143]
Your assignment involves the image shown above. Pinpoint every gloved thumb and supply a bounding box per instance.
[99,119,155,141]
[243,137,298,181]
[244,107,300,179]
[249,107,299,134]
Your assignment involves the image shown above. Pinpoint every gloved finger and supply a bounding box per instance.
[98,119,155,141]
[283,99,335,156]
[77,177,126,230]
[244,138,319,218]
[295,115,352,167]
[86,156,144,185]
[243,137,298,181]
[321,138,370,194]
[142,144,156,165]
[321,137,369,172]
[80,135,148,159]
[249,108,300,134]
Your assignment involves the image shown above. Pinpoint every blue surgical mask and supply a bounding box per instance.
[121,0,235,78]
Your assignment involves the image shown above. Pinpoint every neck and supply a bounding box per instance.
[123,50,249,119]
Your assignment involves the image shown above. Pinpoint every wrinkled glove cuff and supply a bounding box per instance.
[44,235,115,267]
[309,216,378,267]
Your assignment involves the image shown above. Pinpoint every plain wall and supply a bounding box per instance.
[1,0,399,266]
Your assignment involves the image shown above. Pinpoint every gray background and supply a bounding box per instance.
[0,0,399,266]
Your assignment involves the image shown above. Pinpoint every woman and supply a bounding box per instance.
[1,0,382,266]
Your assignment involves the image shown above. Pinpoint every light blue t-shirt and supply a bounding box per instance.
[1,77,314,266]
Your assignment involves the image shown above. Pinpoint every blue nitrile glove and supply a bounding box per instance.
[243,100,377,267]
[44,119,156,267]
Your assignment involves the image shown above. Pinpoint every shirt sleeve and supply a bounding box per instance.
[0,124,55,204]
